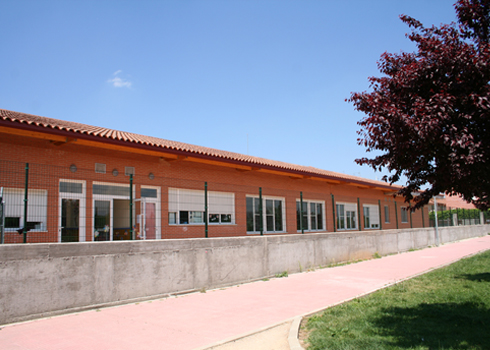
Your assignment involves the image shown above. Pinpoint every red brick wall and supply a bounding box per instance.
[0,132,430,242]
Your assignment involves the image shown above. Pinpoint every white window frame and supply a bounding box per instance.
[168,188,235,226]
[58,179,86,242]
[246,195,286,234]
[363,204,380,229]
[3,188,48,232]
[336,202,357,231]
[296,199,325,232]
[92,181,134,241]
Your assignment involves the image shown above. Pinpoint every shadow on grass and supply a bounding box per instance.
[456,272,490,282]
[373,302,490,349]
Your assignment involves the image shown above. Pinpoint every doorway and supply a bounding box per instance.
[59,180,86,242]
[94,199,131,241]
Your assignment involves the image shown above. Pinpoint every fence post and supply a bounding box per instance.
[422,206,425,228]
[0,187,4,244]
[378,200,382,230]
[129,174,133,240]
[357,198,362,231]
[23,163,29,243]
[331,194,336,232]
[395,201,399,229]
[204,182,208,238]
[409,202,413,228]
[300,192,304,234]
[434,196,440,246]
[259,187,263,235]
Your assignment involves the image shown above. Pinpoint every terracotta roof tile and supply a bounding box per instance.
[0,108,399,189]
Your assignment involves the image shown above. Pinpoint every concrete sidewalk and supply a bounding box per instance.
[1,235,489,350]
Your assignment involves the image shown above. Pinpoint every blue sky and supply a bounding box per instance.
[0,0,457,183]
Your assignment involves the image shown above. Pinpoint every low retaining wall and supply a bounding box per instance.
[1,225,488,325]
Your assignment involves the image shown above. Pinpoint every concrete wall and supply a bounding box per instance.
[1,225,488,325]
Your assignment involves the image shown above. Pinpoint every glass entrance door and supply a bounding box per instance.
[61,199,79,242]
[113,199,130,240]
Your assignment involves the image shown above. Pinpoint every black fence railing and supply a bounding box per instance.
[0,159,487,244]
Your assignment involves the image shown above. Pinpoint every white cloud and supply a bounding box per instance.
[107,70,132,88]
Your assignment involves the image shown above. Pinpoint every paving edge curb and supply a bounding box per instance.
[288,316,303,350]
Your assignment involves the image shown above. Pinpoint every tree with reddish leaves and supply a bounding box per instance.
[348,0,490,210]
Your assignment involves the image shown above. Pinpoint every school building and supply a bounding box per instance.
[0,108,429,244]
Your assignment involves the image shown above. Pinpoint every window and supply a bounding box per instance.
[3,188,47,231]
[95,163,106,174]
[168,188,234,225]
[208,191,235,224]
[296,200,324,232]
[60,181,83,194]
[336,202,357,230]
[363,204,380,229]
[384,205,390,223]
[401,207,409,223]
[246,196,285,233]
[141,188,158,198]
[93,184,130,196]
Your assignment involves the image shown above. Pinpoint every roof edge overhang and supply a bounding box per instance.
[0,118,398,192]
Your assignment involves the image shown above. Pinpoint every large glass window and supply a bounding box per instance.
[246,196,285,233]
[363,204,380,229]
[336,202,357,230]
[168,188,234,225]
[296,200,324,232]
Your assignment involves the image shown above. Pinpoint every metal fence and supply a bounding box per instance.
[0,159,487,244]
[428,207,488,227]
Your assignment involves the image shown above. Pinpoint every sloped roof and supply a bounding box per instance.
[0,108,398,190]
[443,194,477,209]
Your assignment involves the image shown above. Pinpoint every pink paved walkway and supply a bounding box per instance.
[1,235,490,350]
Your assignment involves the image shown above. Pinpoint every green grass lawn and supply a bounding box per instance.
[305,250,490,350]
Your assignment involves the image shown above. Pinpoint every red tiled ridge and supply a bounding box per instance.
[0,108,398,189]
